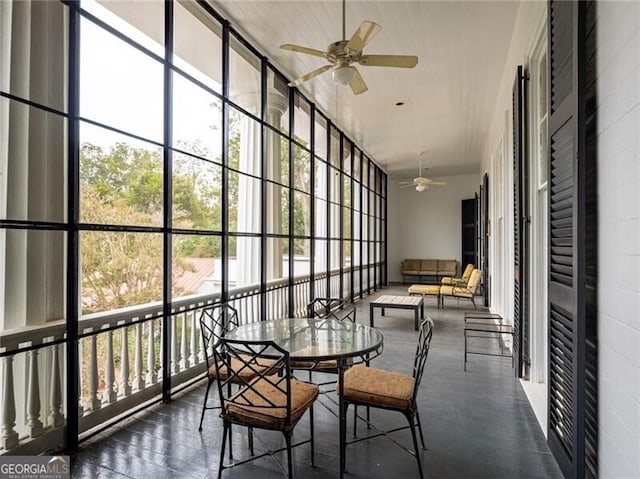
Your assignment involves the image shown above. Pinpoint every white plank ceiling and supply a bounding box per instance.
[212,0,521,178]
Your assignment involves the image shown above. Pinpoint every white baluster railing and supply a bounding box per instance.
[1,355,19,450]
[0,264,379,453]
[133,323,143,392]
[26,350,43,437]
[103,331,116,403]
[120,327,131,397]
[146,321,157,385]
[49,344,63,428]
[87,336,100,411]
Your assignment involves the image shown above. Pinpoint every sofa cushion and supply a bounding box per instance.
[402,259,421,271]
[420,259,438,274]
[438,260,457,276]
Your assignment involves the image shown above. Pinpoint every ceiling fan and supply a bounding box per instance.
[280,0,419,95]
[399,157,447,192]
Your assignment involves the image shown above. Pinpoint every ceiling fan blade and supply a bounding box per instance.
[288,64,334,87]
[359,54,419,68]
[346,21,382,53]
[429,181,448,186]
[349,67,368,95]
[399,184,414,189]
[280,43,328,59]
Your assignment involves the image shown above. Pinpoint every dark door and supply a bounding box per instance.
[547,1,597,477]
[461,198,478,269]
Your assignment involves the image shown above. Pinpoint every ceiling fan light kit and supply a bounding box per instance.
[416,184,427,192]
[333,65,357,85]
[280,0,418,94]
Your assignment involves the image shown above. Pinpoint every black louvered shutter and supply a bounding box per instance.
[481,173,490,307]
[547,1,597,478]
[512,65,529,379]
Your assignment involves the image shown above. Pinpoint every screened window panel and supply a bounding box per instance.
[172,153,221,231]
[172,73,222,161]
[265,130,289,186]
[85,0,164,56]
[293,191,311,237]
[172,234,220,298]
[173,0,222,93]
[293,93,311,147]
[230,236,261,288]
[1,98,67,222]
[229,107,261,176]
[293,146,311,193]
[81,231,163,313]
[80,19,163,142]
[80,123,163,227]
[266,182,289,235]
[314,115,328,159]
[229,34,261,109]
[228,171,261,233]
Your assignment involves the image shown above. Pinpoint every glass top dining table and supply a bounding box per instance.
[225,317,384,362]
[225,317,384,479]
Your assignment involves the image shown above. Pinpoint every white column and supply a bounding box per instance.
[234,90,288,285]
[1,0,66,331]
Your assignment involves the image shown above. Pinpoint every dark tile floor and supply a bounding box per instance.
[72,286,562,479]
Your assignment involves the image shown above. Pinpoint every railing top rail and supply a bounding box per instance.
[0,264,377,353]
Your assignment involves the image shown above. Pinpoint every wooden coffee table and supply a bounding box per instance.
[369,294,424,331]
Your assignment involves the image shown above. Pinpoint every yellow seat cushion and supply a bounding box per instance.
[226,378,319,430]
[440,285,473,298]
[338,366,415,410]
[408,284,440,295]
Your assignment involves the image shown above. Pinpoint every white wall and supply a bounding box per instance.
[387,173,480,283]
[595,3,640,478]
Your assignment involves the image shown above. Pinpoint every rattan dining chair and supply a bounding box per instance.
[198,303,277,433]
[213,338,319,479]
[337,317,435,479]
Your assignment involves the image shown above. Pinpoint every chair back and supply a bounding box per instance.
[307,297,356,323]
[411,318,435,404]
[213,338,292,423]
[466,269,482,294]
[461,263,475,281]
[199,303,240,374]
